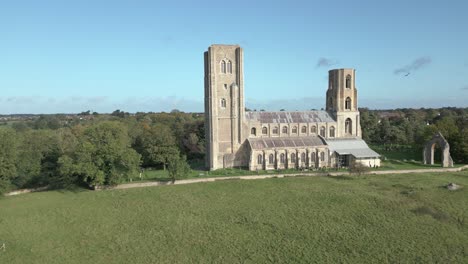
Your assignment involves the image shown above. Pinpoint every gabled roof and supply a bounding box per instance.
[245,111,335,123]
[325,138,380,158]
[248,136,327,150]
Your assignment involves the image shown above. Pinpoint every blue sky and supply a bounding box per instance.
[0,0,467,114]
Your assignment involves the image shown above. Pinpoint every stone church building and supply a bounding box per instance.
[204,44,380,171]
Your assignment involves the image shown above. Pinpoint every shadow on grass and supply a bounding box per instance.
[411,206,450,222]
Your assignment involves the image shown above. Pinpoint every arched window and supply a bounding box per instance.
[257,154,263,165]
[301,153,306,163]
[301,126,307,133]
[223,84,228,89]
[291,153,296,163]
[272,127,278,134]
[280,153,285,163]
[311,153,316,163]
[292,126,298,134]
[346,75,351,89]
[221,98,226,108]
[320,152,325,161]
[227,61,232,74]
[262,127,268,135]
[221,60,226,73]
[345,97,351,110]
[282,126,288,134]
[251,127,256,136]
[345,118,352,135]
[269,154,274,164]
[320,126,326,137]
[311,126,317,134]
[329,126,335,137]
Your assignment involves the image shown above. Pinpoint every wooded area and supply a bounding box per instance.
[0,107,466,193]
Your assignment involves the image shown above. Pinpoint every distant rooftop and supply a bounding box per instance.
[245,111,335,124]
[248,136,327,150]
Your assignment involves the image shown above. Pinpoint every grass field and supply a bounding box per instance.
[1,171,467,263]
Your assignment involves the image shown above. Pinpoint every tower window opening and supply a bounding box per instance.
[346,74,351,89]
[221,60,226,73]
[345,118,352,135]
[221,98,226,108]
[227,60,232,74]
[345,97,351,110]
[224,84,227,89]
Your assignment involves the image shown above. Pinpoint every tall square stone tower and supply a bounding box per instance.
[204,44,245,170]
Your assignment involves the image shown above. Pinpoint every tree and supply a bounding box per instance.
[0,128,17,194]
[167,155,191,182]
[135,124,180,169]
[59,122,141,187]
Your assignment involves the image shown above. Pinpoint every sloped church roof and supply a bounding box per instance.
[245,111,335,123]
[248,136,327,150]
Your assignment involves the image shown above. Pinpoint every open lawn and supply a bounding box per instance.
[1,171,467,263]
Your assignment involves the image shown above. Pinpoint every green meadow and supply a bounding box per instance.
[1,171,467,263]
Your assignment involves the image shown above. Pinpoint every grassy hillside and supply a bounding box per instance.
[1,171,467,263]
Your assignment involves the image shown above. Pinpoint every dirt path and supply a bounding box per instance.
[109,165,468,190]
[5,165,467,196]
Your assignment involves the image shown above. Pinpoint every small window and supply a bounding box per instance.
[272,127,278,134]
[346,74,351,89]
[251,127,256,136]
[329,126,335,137]
[311,126,317,134]
[280,153,285,163]
[221,98,226,108]
[292,126,298,134]
[345,97,351,110]
[345,118,352,134]
[291,153,296,163]
[320,126,326,137]
[301,126,307,133]
[227,61,232,74]
[282,126,288,134]
[320,152,325,161]
[269,154,274,164]
[257,154,263,165]
[221,60,226,73]
[262,127,268,135]
[224,84,227,89]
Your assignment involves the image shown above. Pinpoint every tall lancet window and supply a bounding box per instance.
[221,60,226,73]
[345,118,352,135]
[346,74,351,88]
[227,60,232,74]
[221,98,226,108]
[345,97,351,110]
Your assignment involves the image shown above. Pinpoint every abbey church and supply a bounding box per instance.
[204,44,380,171]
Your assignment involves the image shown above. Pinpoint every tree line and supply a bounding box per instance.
[0,111,203,194]
[0,107,466,194]
[360,107,468,163]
